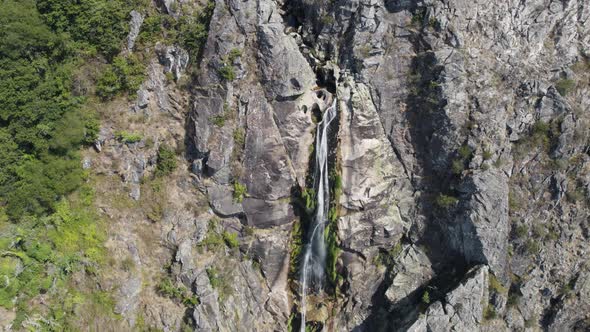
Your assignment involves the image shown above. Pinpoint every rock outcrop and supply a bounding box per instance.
[407,265,489,332]
[80,0,590,330]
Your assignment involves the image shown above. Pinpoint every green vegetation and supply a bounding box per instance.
[411,9,426,27]
[217,49,242,81]
[514,224,528,238]
[458,144,473,159]
[0,183,112,328]
[155,145,178,177]
[218,64,236,81]
[507,288,521,308]
[451,144,473,175]
[233,128,246,147]
[513,120,558,159]
[373,242,403,268]
[489,274,507,294]
[36,0,138,58]
[525,239,540,255]
[301,188,317,212]
[325,170,343,286]
[222,231,239,249]
[206,266,233,301]
[421,290,430,304]
[115,130,143,143]
[141,178,167,222]
[233,181,247,203]
[135,1,214,61]
[509,191,522,212]
[175,1,215,58]
[157,277,199,307]
[555,78,575,96]
[198,218,240,252]
[209,104,233,128]
[137,14,165,44]
[96,55,145,100]
[0,0,215,327]
[289,221,303,277]
[210,114,227,127]
[484,304,497,320]
[451,159,465,175]
[524,319,536,328]
[325,222,340,285]
[228,48,242,62]
[435,194,459,210]
[0,0,110,219]
[199,219,224,251]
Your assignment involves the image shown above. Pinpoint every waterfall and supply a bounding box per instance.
[300,98,337,331]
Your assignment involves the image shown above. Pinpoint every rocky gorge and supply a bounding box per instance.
[2,0,590,331]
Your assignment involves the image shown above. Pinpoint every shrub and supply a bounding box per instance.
[421,290,430,304]
[233,181,247,203]
[200,232,223,250]
[206,267,220,288]
[233,128,245,147]
[218,64,236,81]
[451,159,465,175]
[515,224,528,238]
[507,291,520,307]
[301,188,316,211]
[137,14,164,44]
[157,277,199,307]
[484,305,497,320]
[566,188,585,203]
[210,115,226,127]
[435,194,458,210]
[489,274,507,294]
[525,239,540,255]
[509,192,522,211]
[532,224,546,239]
[458,144,473,160]
[96,55,145,100]
[222,231,239,249]
[121,257,135,272]
[228,48,242,62]
[325,223,340,285]
[555,78,575,96]
[482,149,493,160]
[175,1,214,57]
[155,145,177,177]
[206,265,233,301]
[115,130,142,143]
[37,0,133,58]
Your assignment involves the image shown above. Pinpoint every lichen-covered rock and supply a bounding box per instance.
[256,5,316,99]
[155,44,189,81]
[127,10,144,51]
[407,265,489,332]
[385,245,433,304]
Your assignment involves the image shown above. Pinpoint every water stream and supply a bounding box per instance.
[300,98,337,332]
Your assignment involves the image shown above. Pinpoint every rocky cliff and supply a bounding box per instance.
[18,0,589,331]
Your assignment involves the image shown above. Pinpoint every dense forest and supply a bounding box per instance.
[0,0,196,328]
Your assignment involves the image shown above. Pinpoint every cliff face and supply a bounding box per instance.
[21,0,588,331]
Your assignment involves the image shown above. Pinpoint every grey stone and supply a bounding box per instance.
[82,157,92,169]
[156,44,189,81]
[207,185,243,217]
[385,245,433,304]
[407,265,489,332]
[127,10,144,51]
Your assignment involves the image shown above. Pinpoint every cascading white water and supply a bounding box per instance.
[300,98,337,332]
